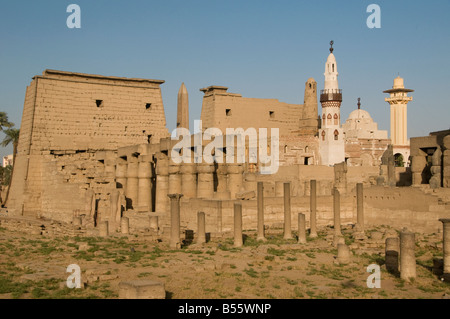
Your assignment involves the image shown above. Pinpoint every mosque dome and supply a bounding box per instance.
[347,109,373,122]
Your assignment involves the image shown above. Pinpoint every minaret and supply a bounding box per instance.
[383,76,413,164]
[300,78,319,135]
[177,82,189,132]
[319,41,345,166]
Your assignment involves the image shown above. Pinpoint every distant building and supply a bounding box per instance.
[384,76,414,166]
[410,129,450,188]
[2,154,13,167]
[342,98,390,167]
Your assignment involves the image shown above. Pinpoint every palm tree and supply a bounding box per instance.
[1,128,20,166]
[0,112,13,132]
[1,128,19,206]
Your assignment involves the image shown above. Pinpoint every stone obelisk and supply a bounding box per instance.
[176,82,189,135]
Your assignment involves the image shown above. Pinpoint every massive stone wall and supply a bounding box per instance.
[410,130,450,188]
[199,82,318,136]
[6,70,169,218]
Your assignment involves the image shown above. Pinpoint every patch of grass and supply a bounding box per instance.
[293,287,304,298]
[267,248,285,256]
[0,276,32,298]
[244,268,258,278]
[305,252,316,259]
[286,278,298,286]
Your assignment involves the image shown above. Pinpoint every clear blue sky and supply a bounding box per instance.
[1,0,449,159]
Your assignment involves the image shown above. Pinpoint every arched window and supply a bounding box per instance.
[334,130,339,141]
[334,113,339,125]
[327,113,332,125]
[284,145,288,154]
[305,146,309,153]
[321,131,326,141]
[332,64,335,72]
[322,114,326,125]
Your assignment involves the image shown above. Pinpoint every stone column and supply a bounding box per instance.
[197,212,206,244]
[444,145,450,188]
[155,153,169,213]
[440,219,450,275]
[387,155,396,187]
[234,202,243,248]
[121,217,130,234]
[138,159,152,212]
[116,190,126,223]
[180,164,197,199]
[283,182,293,240]
[411,156,427,186]
[310,180,318,238]
[227,164,244,199]
[109,190,120,231]
[244,173,257,193]
[115,158,128,191]
[168,162,182,196]
[430,149,442,189]
[385,237,400,274]
[110,190,119,220]
[197,163,214,199]
[336,244,351,264]
[168,194,183,249]
[126,159,139,210]
[333,188,341,235]
[257,182,266,241]
[215,164,230,199]
[149,215,159,233]
[99,221,109,237]
[85,189,96,219]
[356,183,364,232]
[298,213,306,244]
[400,230,416,281]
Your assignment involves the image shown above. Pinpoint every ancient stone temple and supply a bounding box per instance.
[6,70,169,220]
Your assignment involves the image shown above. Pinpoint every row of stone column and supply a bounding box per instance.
[166,181,367,249]
[116,156,153,212]
[255,181,365,245]
[154,152,245,213]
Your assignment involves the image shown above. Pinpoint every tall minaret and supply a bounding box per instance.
[383,76,413,164]
[319,41,345,166]
[177,82,189,132]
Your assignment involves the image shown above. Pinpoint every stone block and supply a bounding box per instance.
[118,280,165,299]
[236,190,256,200]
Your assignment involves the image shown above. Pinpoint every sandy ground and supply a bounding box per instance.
[0,223,449,299]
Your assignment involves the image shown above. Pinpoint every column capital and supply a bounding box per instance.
[168,193,183,200]
[440,219,450,224]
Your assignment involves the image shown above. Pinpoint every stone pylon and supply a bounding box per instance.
[176,82,189,134]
